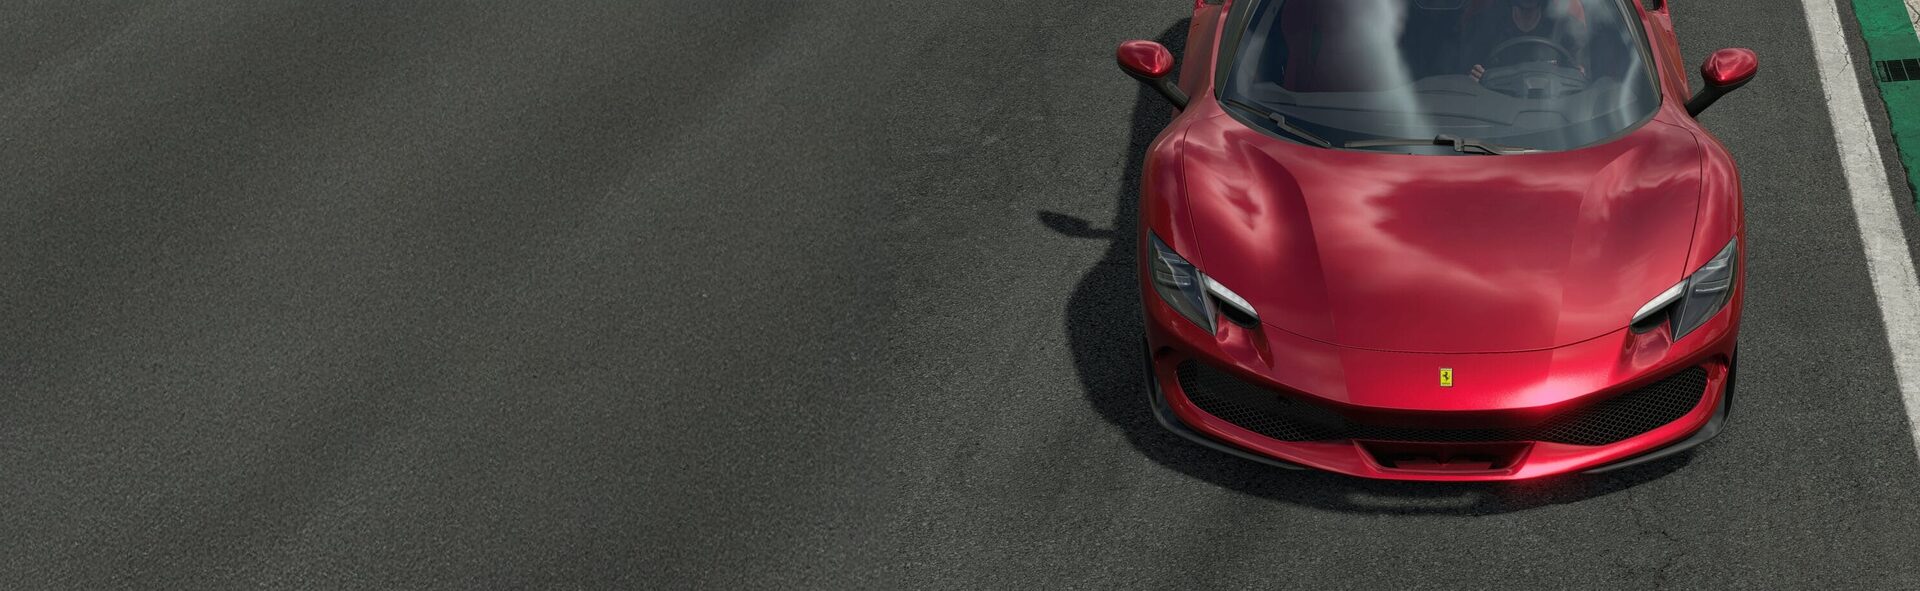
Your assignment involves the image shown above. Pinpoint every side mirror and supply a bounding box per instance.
[1686,48,1757,117]
[1115,40,1188,109]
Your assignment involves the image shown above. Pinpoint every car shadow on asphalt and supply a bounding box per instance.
[1042,20,1688,515]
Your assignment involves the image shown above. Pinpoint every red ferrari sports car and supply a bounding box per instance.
[1119,0,1755,480]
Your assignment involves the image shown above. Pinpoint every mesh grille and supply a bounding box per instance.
[1533,367,1709,445]
[1176,361,1708,446]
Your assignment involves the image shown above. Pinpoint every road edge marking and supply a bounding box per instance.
[1803,0,1920,465]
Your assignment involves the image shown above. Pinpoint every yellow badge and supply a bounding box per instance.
[1439,368,1454,388]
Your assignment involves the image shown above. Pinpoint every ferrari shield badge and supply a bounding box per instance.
[1439,368,1453,388]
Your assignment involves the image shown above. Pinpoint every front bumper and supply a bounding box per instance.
[1142,293,1739,481]
[1146,348,1732,480]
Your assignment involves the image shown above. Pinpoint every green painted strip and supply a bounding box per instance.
[1849,0,1920,208]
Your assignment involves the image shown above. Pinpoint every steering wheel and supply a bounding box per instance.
[1487,36,1574,67]
[1478,36,1585,98]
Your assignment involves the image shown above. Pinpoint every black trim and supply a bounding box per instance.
[1211,0,1257,97]
[1119,59,1190,109]
[1583,351,1735,474]
[1685,71,1754,117]
[1143,344,1307,470]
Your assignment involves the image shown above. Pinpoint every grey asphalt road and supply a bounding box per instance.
[4,0,1920,588]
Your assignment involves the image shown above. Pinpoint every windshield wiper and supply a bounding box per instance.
[1345,134,1538,155]
[1221,99,1333,148]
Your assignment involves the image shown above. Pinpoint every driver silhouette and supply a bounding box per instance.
[1464,0,1586,81]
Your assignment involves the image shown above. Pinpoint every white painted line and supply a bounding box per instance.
[1906,0,1920,38]
[1799,0,1920,463]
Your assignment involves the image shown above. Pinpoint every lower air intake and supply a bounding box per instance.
[1175,361,1709,446]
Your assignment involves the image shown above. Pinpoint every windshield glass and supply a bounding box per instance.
[1222,0,1659,152]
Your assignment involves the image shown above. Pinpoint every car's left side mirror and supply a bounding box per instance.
[1687,48,1758,117]
[1116,40,1188,109]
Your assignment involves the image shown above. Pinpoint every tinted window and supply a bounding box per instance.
[1223,0,1659,152]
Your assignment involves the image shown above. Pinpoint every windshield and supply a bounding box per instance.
[1222,0,1659,152]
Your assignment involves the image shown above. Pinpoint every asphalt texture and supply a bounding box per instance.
[4,0,1920,588]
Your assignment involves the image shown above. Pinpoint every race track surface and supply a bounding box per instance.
[4,0,1920,588]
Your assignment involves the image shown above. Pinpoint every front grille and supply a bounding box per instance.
[1175,361,1709,446]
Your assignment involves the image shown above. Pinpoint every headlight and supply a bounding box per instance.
[1149,233,1259,333]
[1632,238,1738,340]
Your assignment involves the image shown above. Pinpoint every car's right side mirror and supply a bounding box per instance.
[1687,48,1758,117]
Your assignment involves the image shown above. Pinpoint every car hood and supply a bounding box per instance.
[1180,114,1704,353]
